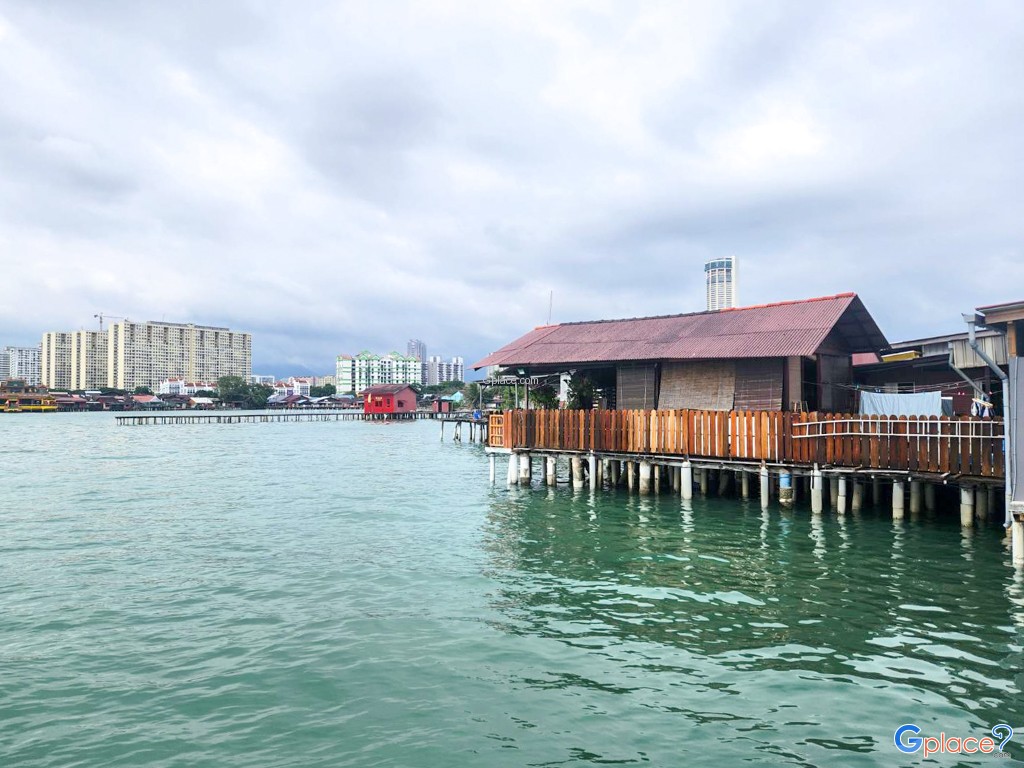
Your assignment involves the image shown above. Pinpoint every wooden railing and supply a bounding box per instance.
[487,410,1005,479]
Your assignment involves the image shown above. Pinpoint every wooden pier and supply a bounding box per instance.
[116,411,431,426]
[486,409,1011,531]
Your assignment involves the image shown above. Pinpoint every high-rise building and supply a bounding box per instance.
[336,355,355,394]
[3,345,42,385]
[705,256,738,311]
[71,331,108,390]
[338,351,423,392]
[407,339,427,362]
[424,355,465,385]
[107,320,251,391]
[41,333,73,390]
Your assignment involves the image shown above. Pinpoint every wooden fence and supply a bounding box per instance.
[487,409,1005,479]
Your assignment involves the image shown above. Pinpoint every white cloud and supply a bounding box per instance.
[0,1,1021,373]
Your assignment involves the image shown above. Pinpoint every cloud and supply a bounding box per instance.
[0,1,1021,374]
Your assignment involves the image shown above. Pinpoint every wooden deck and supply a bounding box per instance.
[488,409,1005,480]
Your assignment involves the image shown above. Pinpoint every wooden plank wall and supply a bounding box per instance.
[488,409,1005,479]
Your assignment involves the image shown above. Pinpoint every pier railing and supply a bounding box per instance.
[487,410,1005,479]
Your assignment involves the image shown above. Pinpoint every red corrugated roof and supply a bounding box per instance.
[474,293,887,369]
[361,384,417,395]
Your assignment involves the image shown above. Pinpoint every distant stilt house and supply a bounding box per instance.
[473,293,888,412]
[362,384,418,416]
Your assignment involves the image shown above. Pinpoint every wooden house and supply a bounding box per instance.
[362,384,418,415]
[473,293,888,412]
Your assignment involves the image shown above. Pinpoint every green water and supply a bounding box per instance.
[2,413,1022,766]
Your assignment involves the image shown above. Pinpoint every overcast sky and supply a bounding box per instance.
[1,1,1021,376]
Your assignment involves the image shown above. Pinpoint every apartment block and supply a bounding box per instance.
[107,321,251,392]
[71,331,108,391]
[423,355,465,386]
[41,332,73,390]
[3,345,42,385]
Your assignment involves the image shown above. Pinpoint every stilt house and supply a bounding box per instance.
[474,293,888,412]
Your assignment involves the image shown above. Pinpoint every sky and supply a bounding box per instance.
[1,1,1022,377]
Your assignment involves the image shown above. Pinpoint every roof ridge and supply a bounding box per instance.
[554,293,857,327]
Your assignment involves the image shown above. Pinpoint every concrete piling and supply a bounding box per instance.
[571,457,585,490]
[892,480,905,520]
[699,468,709,497]
[681,461,693,500]
[627,462,636,493]
[588,454,597,491]
[741,471,750,499]
[507,454,517,486]
[760,464,770,510]
[546,456,557,486]
[851,480,863,512]
[960,486,974,527]
[909,481,922,515]
[639,461,653,495]
[837,476,847,515]
[779,469,794,508]
[976,486,988,522]
[924,482,936,512]
[1013,519,1024,567]
[489,454,496,485]
[811,465,823,515]
[519,453,532,486]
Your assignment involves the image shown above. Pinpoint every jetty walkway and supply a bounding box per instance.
[486,408,1013,531]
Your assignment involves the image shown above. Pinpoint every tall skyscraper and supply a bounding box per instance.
[407,339,427,362]
[705,256,738,311]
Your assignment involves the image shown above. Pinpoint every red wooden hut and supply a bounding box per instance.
[362,384,418,415]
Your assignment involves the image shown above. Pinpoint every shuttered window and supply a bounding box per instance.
[734,359,783,411]
[657,361,735,411]
[616,365,658,410]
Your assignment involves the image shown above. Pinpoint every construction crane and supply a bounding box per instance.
[94,313,127,331]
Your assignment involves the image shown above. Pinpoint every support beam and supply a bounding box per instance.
[837,476,847,515]
[1013,519,1024,567]
[681,460,693,500]
[872,476,881,507]
[519,453,532,486]
[924,483,936,512]
[760,464,770,510]
[976,486,988,522]
[627,461,636,493]
[589,454,597,491]
[960,486,975,528]
[699,468,709,497]
[829,476,839,508]
[507,454,517,486]
[546,456,557,486]
[851,480,863,512]
[910,481,922,515]
[718,469,731,496]
[653,464,661,495]
[571,457,585,490]
[489,454,496,485]
[672,466,681,494]
[741,471,750,500]
[892,480,905,520]
[811,465,823,515]
[639,461,653,495]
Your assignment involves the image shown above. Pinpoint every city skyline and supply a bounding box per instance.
[0,4,1021,373]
